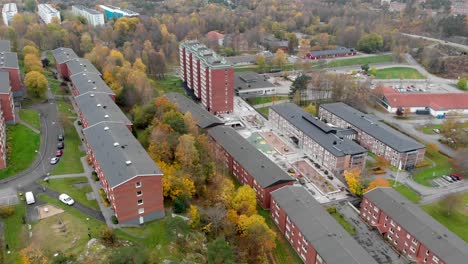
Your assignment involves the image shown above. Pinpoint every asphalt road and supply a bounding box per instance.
[401,33,468,52]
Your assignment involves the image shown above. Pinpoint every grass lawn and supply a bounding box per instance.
[257,106,270,118]
[421,192,468,242]
[420,123,468,135]
[45,70,67,95]
[325,54,394,68]
[246,96,289,105]
[0,124,40,180]
[150,76,185,95]
[56,100,76,117]
[257,207,302,264]
[19,109,40,130]
[412,151,453,187]
[50,122,85,175]
[38,177,99,210]
[328,210,357,235]
[374,67,425,79]
[2,203,28,264]
[388,180,421,203]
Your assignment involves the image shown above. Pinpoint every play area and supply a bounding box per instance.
[37,204,64,220]
[260,131,295,155]
[247,132,278,155]
[293,160,339,195]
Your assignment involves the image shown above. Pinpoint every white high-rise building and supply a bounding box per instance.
[38,4,61,24]
[2,3,17,26]
[72,5,104,27]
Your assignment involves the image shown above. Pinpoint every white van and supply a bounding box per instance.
[25,191,35,205]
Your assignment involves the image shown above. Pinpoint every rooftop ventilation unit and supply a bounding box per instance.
[113,142,120,147]
[104,115,109,119]
[104,126,109,131]
[97,104,102,107]
[90,94,95,97]
[125,160,132,165]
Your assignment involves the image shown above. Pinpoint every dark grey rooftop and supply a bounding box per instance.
[70,72,114,96]
[75,93,132,128]
[320,102,425,152]
[226,55,256,65]
[0,52,18,69]
[270,103,366,157]
[73,5,102,15]
[165,93,224,129]
[83,122,162,188]
[0,70,10,93]
[0,40,11,52]
[66,58,100,77]
[52,47,78,64]
[271,186,378,264]
[310,46,356,57]
[365,188,468,264]
[234,72,276,91]
[208,126,294,188]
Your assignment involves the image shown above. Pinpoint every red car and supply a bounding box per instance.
[450,174,462,181]
[56,150,63,157]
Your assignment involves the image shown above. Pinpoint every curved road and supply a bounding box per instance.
[401,33,468,52]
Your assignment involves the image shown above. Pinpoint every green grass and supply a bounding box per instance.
[420,123,468,135]
[151,76,185,95]
[421,192,468,242]
[329,210,357,235]
[56,100,76,117]
[234,64,295,73]
[38,177,99,210]
[2,203,27,264]
[45,70,66,95]
[257,207,302,264]
[325,54,394,68]
[19,109,41,130]
[0,124,40,180]
[257,106,270,118]
[413,151,453,187]
[388,180,421,203]
[374,67,425,79]
[246,96,289,105]
[50,123,85,175]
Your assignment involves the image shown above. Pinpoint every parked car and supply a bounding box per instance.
[433,129,441,134]
[58,134,64,141]
[298,177,306,185]
[57,141,64,149]
[56,150,63,157]
[50,157,60,165]
[450,173,462,181]
[59,193,75,205]
[442,175,453,183]
[25,191,35,205]
[449,175,459,181]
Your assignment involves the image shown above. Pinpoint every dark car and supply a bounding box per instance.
[449,175,459,182]
[57,141,64,149]
[450,174,462,181]
[58,134,64,141]
[56,150,63,157]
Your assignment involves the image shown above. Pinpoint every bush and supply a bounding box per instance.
[326,206,337,214]
[111,215,119,224]
[99,189,110,207]
[416,160,430,168]
[100,227,116,246]
[92,171,99,181]
[173,197,188,214]
[0,205,15,219]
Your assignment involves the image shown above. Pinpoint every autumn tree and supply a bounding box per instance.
[440,193,463,216]
[364,177,391,192]
[175,134,199,169]
[273,49,287,69]
[230,186,257,216]
[207,237,235,264]
[25,71,48,98]
[237,214,276,263]
[255,54,266,73]
[344,168,363,196]
[22,45,39,57]
[158,161,196,200]
[426,143,439,155]
[189,205,200,228]
[357,33,383,53]
[24,54,43,73]
[20,246,50,264]
[375,155,390,169]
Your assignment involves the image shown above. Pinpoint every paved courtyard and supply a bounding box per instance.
[260,131,295,155]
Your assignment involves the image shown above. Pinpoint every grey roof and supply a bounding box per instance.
[72,5,102,15]
[271,186,378,264]
[52,47,78,64]
[320,102,425,152]
[0,52,18,69]
[226,55,256,65]
[0,40,11,52]
[270,103,366,157]
[83,122,162,188]
[263,35,288,47]
[365,188,468,264]
[234,72,276,91]
[164,93,224,129]
[66,58,100,77]
[75,93,132,128]
[207,126,294,188]
[70,72,115,96]
[0,70,10,93]
[310,46,356,57]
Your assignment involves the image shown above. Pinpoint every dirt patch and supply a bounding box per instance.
[260,131,295,155]
[37,204,64,220]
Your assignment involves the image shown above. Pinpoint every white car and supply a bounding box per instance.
[59,193,75,205]
[50,157,60,165]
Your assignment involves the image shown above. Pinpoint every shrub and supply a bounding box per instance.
[99,189,110,207]
[173,197,188,214]
[92,171,99,181]
[111,215,119,224]
[326,206,337,214]
[0,205,15,219]
[416,160,430,168]
[100,227,116,246]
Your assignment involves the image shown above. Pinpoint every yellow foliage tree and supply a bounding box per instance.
[364,177,391,192]
[132,58,147,73]
[158,161,196,200]
[230,185,257,216]
[25,71,48,98]
[344,168,363,196]
[24,53,43,73]
[273,48,287,69]
[175,134,199,168]
[237,214,276,262]
[188,205,200,228]
[22,45,39,57]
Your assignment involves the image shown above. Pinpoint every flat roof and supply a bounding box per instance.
[52,47,78,64]
[365,188,468,263]
[234,72,275,91]
[0,70,10,93]
[310,46,356,57]
[270,103,367,157]
[83,122,162,188]
[66,58,100,77]
[75,93,132,128]
[99,5,139,15]
[0,40,10,52]
[272,186,378,264]
[207,126,294,188]
[70,72,114,96]
[38,4,59,14]
[72,5,102,15]
[226,55,256,65]
[0,52,18,69]
[164,93,224,129]
[320,102,425,152]
[2,3,17,13]
[184,41,232,69]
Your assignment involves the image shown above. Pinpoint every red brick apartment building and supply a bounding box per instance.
[361,188,468,264]
[269,103,367,176]
[0,108,5,169]
[0,49,23,97]
[0,71,15,124]
[271,186,378,264]
[83,122,164,224]
[69,72,115,99]
[63,58,101,81]
[179,40,234,114]
[52,47,78,80]
[319,102,426,170]
[208,126,295,208]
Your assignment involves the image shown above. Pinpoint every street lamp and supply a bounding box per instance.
[35,150,46,177]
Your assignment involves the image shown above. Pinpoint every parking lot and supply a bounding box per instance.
[431,175,463,188]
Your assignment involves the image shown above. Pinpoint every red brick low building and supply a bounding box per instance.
[52,47,78,80]
[207,126,295,209]
[306,46,357,60]
[271,186,378,264]
[83,122,164,224]
[0,71,15,124]
[361,188,468,264]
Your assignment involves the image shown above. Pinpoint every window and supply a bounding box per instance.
[137,199,143,205]
[426,250,430,255]
[135,181,142,188]
[385,216,388,221]
[138,208,144,214]
[137,191,142,196]
[389,228,394,234]
[397,226,401,231]
[390,220,395,226]
[384,223,387,227]
[412,238,418,245]
[410,247,416,253]
[406,234,411,239]
[432,256,439,263]
[424,258,427,263]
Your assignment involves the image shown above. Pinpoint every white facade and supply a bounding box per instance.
[72,5,104,27]
[2,3,17,26]
[38,4,61,24]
